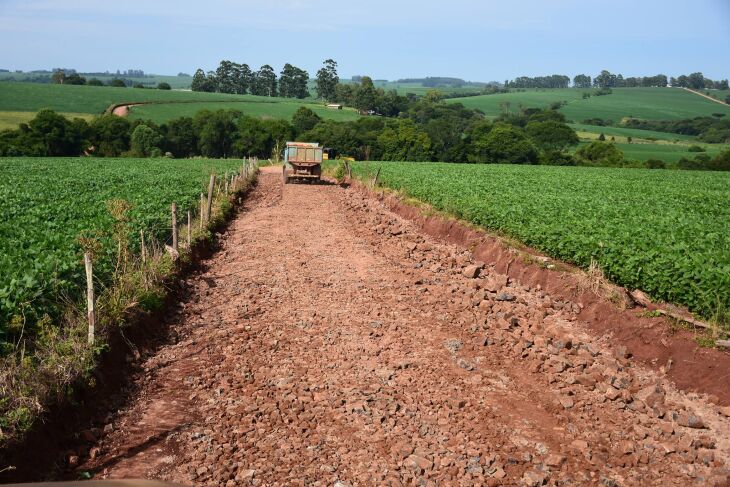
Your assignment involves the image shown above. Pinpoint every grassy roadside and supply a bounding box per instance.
[0,162,259,451]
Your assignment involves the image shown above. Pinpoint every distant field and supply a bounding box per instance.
[0,82,358,127]
[448,87,730,122]
[345,161,730,319]
[128,100,360,124]
[611,142,728,164]
[0,72,192,89]
[340,79,484,97]
[569,123,695,142]
[0,111,94,130]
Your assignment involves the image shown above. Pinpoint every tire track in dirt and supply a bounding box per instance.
[78,167,730,485]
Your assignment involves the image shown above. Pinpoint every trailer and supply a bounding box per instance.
[282,142,323,184]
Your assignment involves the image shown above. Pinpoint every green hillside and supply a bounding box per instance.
[127,100,359,124]
[0,82,356,127]
[447,87,730,122]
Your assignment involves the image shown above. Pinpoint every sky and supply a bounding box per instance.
[1,0,729,82]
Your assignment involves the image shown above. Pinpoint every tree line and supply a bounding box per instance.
[3,98,727,170]
[506,71,729,90]
[45,70,172,89]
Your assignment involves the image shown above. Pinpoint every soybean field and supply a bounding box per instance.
[349,161,730,319]
[0,157,244,350]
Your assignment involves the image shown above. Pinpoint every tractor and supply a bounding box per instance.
[282,142,323,184]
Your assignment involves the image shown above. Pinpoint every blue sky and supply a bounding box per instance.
[1,0,728,81]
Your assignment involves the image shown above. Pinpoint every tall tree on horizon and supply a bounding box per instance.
[316,59,339,101]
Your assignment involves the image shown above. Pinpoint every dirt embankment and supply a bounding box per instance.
[22,167,730,485]
[111,103,144,117]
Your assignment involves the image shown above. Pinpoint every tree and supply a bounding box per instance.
[376,119,432,161]
[191,68,217,92]
[292,106,321,135]
[594,70,617,89]
[133,82,145,89]
[88,78,104,86]
[130,124,162,157]
[252,65,277,97]
[598,133,606,141]
[687,72,705,90]
[216,60,237,94]
[573,74,592,88]
[162,117,197,157]
[234,116,271,157]
[645,158,666,169]
[354,76,378,113]
[157,82,171,90]
[334,83,356,105]
[51,70,66,84]
[575,141,624,166]
[65,73,86,85]
[472,124,539,164]
[708,150,730,171]
[24,109,86,156]
[90,115,131,156]
[193,109,239,157]
[717,79,729,90]
[315,59,339,101]
[279,64,309,98]
[232,63,253,94]
[525,121,579,151]
[191,68,207,91]
[109,78,126,88]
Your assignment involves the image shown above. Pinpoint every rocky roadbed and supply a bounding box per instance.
[75,167,730,486]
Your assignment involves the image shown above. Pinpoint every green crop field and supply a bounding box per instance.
[0,82,356,128]
[611,142,728,163]
[447,87,730,122]
[0,157,245,348]
[569,123,696,142]
[127,100,360,124]
[346,161,730,319]
[0,111,94,131]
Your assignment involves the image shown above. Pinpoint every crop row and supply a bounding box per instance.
[350,161,730,319]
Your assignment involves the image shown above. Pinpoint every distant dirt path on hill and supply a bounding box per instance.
[78,167,730,485]
[682,87,730,107]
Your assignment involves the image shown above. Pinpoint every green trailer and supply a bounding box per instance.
[282,141,323,184]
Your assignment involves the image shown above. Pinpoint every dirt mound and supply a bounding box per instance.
[39,167,729,485]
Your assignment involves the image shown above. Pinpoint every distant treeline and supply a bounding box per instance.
[3,101,728,171]
[0,68,161,85]
[622,116,730,143]
[506,70,729,90]
[396,77,488,88]
[190,60,312,99]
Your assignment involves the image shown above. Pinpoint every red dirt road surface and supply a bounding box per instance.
[79,167,730,486]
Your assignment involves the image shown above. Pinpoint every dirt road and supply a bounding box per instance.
[681,87,730,107]
[79,167,730,485]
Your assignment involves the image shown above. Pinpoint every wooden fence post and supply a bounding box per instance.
[171,202,178,252]
[84,252,95,345]
[371,166,381,187]
[206,174,216,223]
[187,210,192,248]
[140,230,146,263]
[205,173,215,222]
[200,193,205,229]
